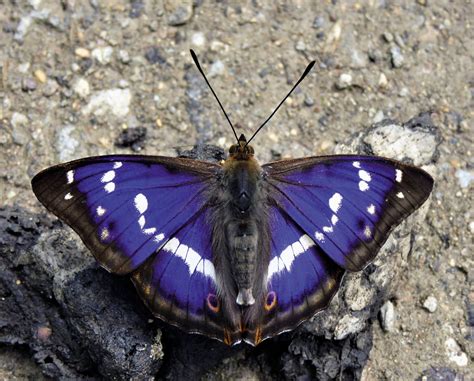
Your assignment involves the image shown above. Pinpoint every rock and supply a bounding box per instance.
[73,78,91,98]
[10,112,29,145]
[390,46,404,68]
[22,77,37,92]
[208,60,225,77]
[379,301,396,332]
[455,169,473,188]
[336,73,353,89]
[191,32,206,47]
[118,50,130,64]
[378,73,388,88]
[75,47,91,59]
[144,46,167,65]
[55,125,79,162]
[115,127,148,152]
[34,69,47,84]
[304,95,315,107]
[444,338,468,367]
[167,0,194,26]
[82,89,132,118]
[91,46,114,65]
[422,296,438,313]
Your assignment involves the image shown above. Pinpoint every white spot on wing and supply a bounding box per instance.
[315,231,325,242]
[96,206,106,216]
[299,234,314,250]
[101,170,115,183]
[104,182,115,193]
[364,225,372,238]
[113,161,123,169]
[353,161,361,168]
[280,247,294,271]
[162,237,216,282]
[100,227,109,241]
[134,193,148,214]
[329,192,343,213]
[359,170,371,182]
[367,204,375,215]
[359,181,369,191]
[138,215,145,229]
[64,192,73,200]
[323,225,333,233]
[331,214,339,225]
[143,227,156,235]
[154,233,165,243]
[267,234,316,281]
[396,169,403,183]
[66,170,74,184]
[396,192,405,199]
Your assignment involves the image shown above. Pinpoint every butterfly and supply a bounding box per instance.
[31,50,433,346]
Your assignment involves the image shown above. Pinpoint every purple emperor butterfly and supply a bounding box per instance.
[32,51,433,346]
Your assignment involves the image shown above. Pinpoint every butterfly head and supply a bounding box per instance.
[228,134,255,160]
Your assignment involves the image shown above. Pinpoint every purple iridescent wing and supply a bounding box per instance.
[131,209,238,341]
[32,155,219,275]
[31,155,235,337]
[256,206,344,343]
[263,155,433,272]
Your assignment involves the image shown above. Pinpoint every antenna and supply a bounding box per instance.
[190,49,239,143]
[245,60,316,146]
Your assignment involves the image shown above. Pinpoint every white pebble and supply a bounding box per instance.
[445,338,468,367]
[422,296,438,313]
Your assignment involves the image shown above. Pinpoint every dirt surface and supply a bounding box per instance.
[0,0,472,380]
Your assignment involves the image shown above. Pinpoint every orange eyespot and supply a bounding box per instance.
[207,293,220,313]
[264,291,277,311]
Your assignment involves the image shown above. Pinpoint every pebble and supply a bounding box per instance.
[378,73,388,88]
[399,87,409,97]
[304,95,314,107]
[422,296,438,313]
[455,169,473,188]
[373,110,385,124]
[295,40,306,52]
[73,78,90,98]
[351,49,368,68]
[208,60,225,77]
[43,80,59,97]
[191,32,206,47]
[34,69,47,83]
[11,113,30,145]
[118,50,130,64]
[75,47,91,59]
[334,315,365,340]
[312,15,325,29]
[167,0,194,26]
[379,300,396,332]
[56,125,79,162]
[469,221,474,234]
[336,73,353,89]
[445,338,468,367]
[82,88,132,118]
[383,32,394,43]
[92,46,113,65]
[390,46,404,68]
[22,77,37,92]
[145,46,166,65]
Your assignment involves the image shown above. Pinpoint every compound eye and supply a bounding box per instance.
[229,145,236,154]
[248,146,255,154]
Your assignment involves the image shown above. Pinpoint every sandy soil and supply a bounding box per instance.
[0,0,472,379]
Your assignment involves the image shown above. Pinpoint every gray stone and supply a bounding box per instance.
[82,89,132,118]
[379,301,396,332]
[167,0,194,26]
[390,46,405,68]
[423,296,438,313]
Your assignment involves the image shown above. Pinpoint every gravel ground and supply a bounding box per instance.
[0,0,472,379]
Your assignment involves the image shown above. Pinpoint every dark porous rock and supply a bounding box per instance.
[1,113,439,379]
[115,126,148,152]
[417,366,465,381]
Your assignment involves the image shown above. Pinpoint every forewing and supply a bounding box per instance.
[131,209,235,341]
[256,206,344,344]
[263,155,433,271]
[31,155,220,275]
